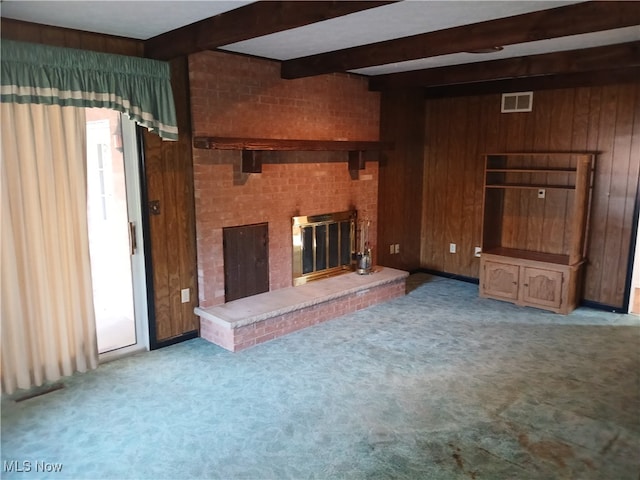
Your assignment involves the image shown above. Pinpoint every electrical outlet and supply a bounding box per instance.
[390,244,394,255]
[181,288,190,303]
[449,243,456,254]
[538,189,546,199]
[394,244,400,254]
[474,246,482,257]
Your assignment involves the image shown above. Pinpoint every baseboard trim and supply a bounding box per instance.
[151,330,199,350]
[12,382,65,402]
[412,269,626,313]
[580,300,626,314]
[414,268,480,285]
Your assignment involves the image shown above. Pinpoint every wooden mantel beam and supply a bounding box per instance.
[144,1,394,60]
[193,136,393,152]
[282,1,640,79]
[369,42,640,91]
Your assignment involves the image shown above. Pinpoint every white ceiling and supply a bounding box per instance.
[2,0,639,76]
[0,1,253,40]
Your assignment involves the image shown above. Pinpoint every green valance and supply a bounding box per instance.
[1,40,178,140]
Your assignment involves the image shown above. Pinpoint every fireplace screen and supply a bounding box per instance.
[292,210,356,286]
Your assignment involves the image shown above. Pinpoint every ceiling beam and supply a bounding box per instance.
[144,1,394,60]
[281,1,640,79]
[369,42,640,91]
[423,66,640,99]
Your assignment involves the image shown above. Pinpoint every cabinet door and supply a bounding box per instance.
[521,267,563,309]
[482,261,520,300]
[223,223,269,302]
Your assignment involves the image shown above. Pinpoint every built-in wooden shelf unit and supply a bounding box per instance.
[479,152,595,314]
[192,136,393,173]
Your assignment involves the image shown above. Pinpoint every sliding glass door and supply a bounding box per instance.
[86,109,149,357]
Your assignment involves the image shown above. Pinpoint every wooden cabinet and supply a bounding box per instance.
[521,266,564,310]
[482,259,519,301]
[480,253,583,314]
[479,153,594,314]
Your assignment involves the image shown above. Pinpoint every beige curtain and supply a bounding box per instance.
[1,102,98,394]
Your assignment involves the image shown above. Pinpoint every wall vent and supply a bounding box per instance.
[501,91,533,113]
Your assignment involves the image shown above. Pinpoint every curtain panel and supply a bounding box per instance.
[2,102,99,394]
[0,39,178,140]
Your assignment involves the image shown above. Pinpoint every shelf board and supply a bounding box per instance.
[485,152,594,158]
[486,168,577,173]
[483,247,571,265]
[485,183,576,190]
[193,136,394,152]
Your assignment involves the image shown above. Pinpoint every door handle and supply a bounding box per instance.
[129,221,137,255]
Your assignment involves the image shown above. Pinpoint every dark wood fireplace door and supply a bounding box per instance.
[223,223,269,302]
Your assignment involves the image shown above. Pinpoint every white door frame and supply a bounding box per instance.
[99,115,150,362]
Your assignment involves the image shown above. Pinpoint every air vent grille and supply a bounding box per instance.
[501,91,533,113]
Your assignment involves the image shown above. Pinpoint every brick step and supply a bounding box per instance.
[196,266,408,351]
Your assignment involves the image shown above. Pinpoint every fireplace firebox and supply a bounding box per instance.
[292,210,356,286]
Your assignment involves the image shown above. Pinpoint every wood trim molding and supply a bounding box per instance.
[282,1,640,79]
[0,18,143,56]
[423,67,640,99]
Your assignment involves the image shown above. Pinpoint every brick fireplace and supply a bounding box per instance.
[189,50,407,350]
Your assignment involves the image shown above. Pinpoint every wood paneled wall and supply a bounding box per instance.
[143,57,199,345]
[420,84,640,308]
[378,89,425,270]
[1,19,198,345]
[0,18,143,56]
